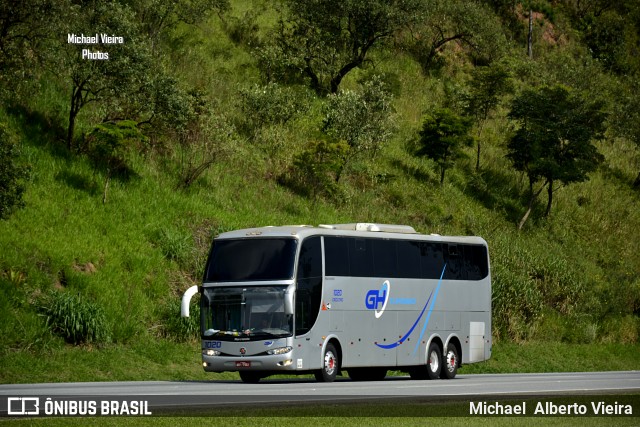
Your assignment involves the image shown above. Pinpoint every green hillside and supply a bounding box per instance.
[1,0,639,382]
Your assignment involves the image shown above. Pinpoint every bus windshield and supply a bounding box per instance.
[204,238,297,282]
[201,286,293,340]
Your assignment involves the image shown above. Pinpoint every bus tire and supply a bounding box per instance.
[239,371,261,383]
[426,341,442,380]
[315,343,339,382]
[440,343,459,380]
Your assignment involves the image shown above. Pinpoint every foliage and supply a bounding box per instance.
[0,123,30,219]
[58,1,154,150]
[415,108,474,185]
[608,77,640,187]
[322,76,395,182]
[240,83,312,135]
[507,85,606,229]
[2,0,640,382]
[87,120,147,203]
[40,291,109,345]
[175,93,237,190]
[274,0,422,94]
[160,298,200,342]
[402,0,509,72]
[289,139,350,201]
[0,0,67,95]
[581,10,638,73]
[131,0,230,53]
[463,63,514,170]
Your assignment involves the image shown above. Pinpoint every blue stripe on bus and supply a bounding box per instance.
[375,263,447,351]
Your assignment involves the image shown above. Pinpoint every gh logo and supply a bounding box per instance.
[365,280,390,318]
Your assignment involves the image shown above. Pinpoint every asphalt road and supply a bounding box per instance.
[1,371,639,403]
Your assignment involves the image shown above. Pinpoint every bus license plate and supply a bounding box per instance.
[236,361,251,368]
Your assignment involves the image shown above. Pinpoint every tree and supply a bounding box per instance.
[609,77,640,188]
[0,123,30,219]
[507,86,606,230]
[464,64,513,170]
[87,120,147,204]
[59,1,153,151]
[273,0,421,94]
[175,98,236,190]
[415,109,473,185]
[321,76,395,182]
[129,0,229,54]
[0,0,67,92]
[402,0,508,72]
[291,139,350,201]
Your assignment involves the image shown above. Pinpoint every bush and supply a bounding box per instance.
[0,123,30,220]
[287,139,350,201]
[239,83,311,136]
[160,298,200,342]
[41,292,109,345]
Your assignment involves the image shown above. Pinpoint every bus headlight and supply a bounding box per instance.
[267,346,292,355]
[203,349,221,356]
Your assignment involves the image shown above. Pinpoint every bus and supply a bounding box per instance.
[180,223,491,383]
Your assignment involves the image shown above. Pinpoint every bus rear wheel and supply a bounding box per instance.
[239,371,261,383]
[315,343,339,382]
[440,343,459,380]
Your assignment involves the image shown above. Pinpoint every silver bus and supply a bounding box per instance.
[181,223,491,383]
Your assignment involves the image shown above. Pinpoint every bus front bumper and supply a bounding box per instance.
[202,353,297,373]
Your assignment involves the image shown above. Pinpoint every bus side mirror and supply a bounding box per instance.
[181,285,199,318]
[284,288,294,315]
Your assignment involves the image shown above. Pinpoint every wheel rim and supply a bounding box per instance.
[324,351,336,375]
[445,350,456,373]
[429,350,439,373]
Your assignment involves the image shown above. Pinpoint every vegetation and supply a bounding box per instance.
[0,0,639,383]
[415,108,474,185]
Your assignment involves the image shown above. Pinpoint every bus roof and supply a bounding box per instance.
[215,223,488,246]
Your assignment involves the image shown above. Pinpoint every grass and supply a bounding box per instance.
[1,341,639,384]
[2,417,638,426]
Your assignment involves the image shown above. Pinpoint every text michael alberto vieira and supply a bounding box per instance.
[470,400,633,415]
[67,33,124,60]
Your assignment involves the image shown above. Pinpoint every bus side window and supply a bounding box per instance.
[324,237,349,276]
[420,242,445,279]
[466,245,489,280]
[396,240,421,279]
[295,236,322,336]
[373,239,397,278]
[349,238,373,277]
[445,244,465,280]
[297,236,322,279]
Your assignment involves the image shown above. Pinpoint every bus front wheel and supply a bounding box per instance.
[315,343,339,382]
[409,342,442,380]
[426,342,442,379]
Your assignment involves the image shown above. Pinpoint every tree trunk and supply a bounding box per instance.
[67,87,78,151]
[440,165,446,185]
[528,9,533,59]
[475,121,485,171]
[634,171,640,188]
[102,171,110,205]
[545,178,553,217]
[517,179,547,231]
